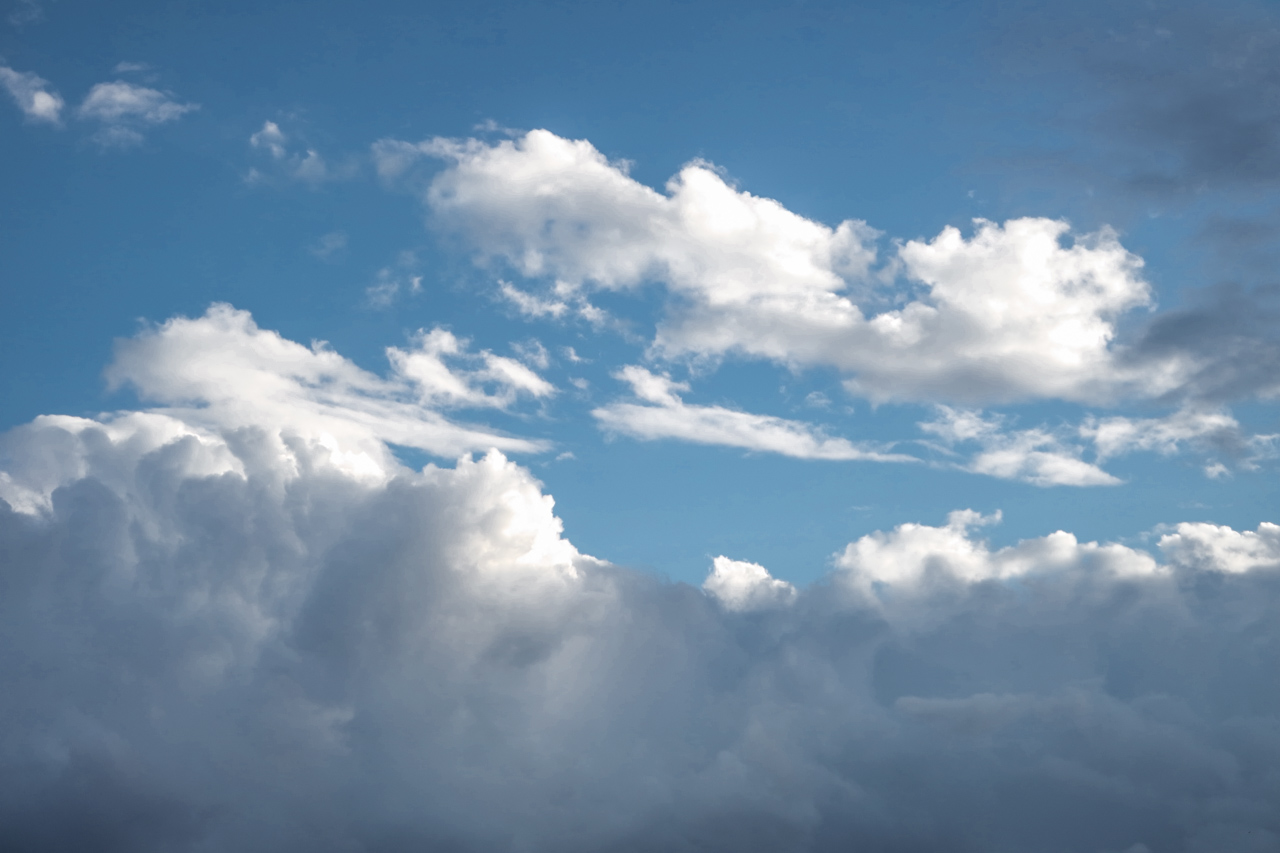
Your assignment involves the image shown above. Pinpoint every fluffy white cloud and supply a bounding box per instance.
[404,130,1180,405]
[1159,521,1280,573]
[5,309,1280,852]
[0,65,63,123]
[703,556,797,611]
[100,304,547,479]
[834,509,1157,593]
[593,365,912,461]
[921,406,1121,487]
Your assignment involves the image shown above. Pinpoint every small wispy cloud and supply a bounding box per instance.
[77,80,198,147]
[594,366,913,462]
[0,65,63,123]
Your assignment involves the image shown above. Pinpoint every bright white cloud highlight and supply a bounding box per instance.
[401,130,1178,405]
[0,65,63,123]
[101,304,547,477]
[703,556,797,611]
[835,509,1158,594]
[593,365,912,461]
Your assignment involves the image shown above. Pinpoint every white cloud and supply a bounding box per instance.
[4,320,1280,850]
[410,130,1180,405]
[835,508,1159,596]
[703,555,797,611]
[1158,521,1280,573]
[0,65,63,123]
[100,304,547,482]
[78,80,196,124]
[387,326,555,408]
[593,365,914,462]
[248,120,352,185]
[921,406,1121,487]
[1083,406,1278,472]
[76,80,197,146]
[250,119,287,158]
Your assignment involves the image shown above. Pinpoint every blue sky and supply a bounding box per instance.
[5,1,1280,850]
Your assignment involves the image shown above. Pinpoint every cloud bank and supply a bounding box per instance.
[3,308,1280,851]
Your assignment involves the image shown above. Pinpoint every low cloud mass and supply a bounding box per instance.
[2,310,1280,852]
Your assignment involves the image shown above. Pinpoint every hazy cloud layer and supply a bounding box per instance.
[77,80,197,147]
[3,310,1280,851]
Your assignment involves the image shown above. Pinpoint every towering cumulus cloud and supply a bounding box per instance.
[3,308,1280,852]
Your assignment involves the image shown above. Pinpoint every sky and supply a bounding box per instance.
[3,0,1280,850]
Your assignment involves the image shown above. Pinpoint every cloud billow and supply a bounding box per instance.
[2,309,1280,851]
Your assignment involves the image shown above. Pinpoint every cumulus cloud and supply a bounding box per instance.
[593,365,912,462]
[77,80,197,146]
[703,555,797,611]
[401,130,1187,406]
[3,341,1280,850]
[0,65,63,123]
[387,327,555,408]
[920,406,1120,487]
[96,304,547,482]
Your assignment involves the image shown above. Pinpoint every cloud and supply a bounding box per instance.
[407,130,1184,406]
[387,327,556,408]
[0,65,63,123]
[96,304,547,483]
[1083,406,1277,475]
[309,231,348,261]
[1158,520,1280,573]
[365,251,422,307]
[835,509,1156,592]
[593,365,913,462]
[703,556,797,611]
[76,80,197,147]
[248,121,356,186]
[3,345,1280,849]
[921,406,1121,487]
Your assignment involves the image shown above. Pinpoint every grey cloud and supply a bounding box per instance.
[1129,281,1280,403]
[3,392,1280,851]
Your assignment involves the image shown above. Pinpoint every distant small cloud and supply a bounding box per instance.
[366,251,423,308]
[112,61,150,74]
[309,231,348,261]
[77,80,197,147]
[0,65,63,123]
[248,119,355,186]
